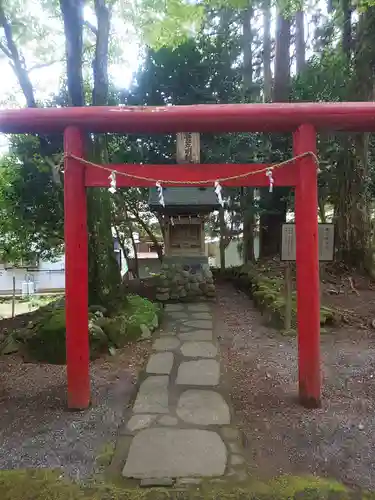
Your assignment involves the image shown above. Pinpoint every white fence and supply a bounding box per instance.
[0,257,65,295]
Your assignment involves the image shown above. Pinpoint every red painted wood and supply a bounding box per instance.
[85,163,298,187]
[294,124,321,408]
[64,127,90,410]
[1,102,375,134]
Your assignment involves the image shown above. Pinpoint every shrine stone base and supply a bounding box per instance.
[156,257,215,302]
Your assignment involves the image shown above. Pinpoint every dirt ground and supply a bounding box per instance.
[0,343,150,481]
[215,282,375,491]
[2,274,375,491]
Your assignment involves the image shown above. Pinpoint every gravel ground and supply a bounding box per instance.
[0,343,150,481]
[215,282,375,490]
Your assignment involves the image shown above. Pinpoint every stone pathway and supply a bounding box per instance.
[120,302,247,485]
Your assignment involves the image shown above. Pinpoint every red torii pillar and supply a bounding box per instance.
[64,126,90,410]
[294,124,321,408]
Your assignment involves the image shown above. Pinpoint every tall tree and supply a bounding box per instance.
[295,9,305,74]
[273,8,291,102]
[262,0,272,102]
[241,2,255,264]
[259,6,291,258]
[0,0,36,107]
[335,6,375,267]
[59,0,123,309]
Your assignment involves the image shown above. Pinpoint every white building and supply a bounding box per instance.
[0,256,65,295]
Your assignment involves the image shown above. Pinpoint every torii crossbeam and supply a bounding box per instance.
[1,102,374,410]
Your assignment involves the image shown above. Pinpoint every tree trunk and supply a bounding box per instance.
[259,8,290,258]
[241,4,255,263]
[242,3,253,99]
[262,0,272,102]
[60,0,122,310]
[89,0,123,309]
[0,1,36,108]
[295,10,305,74]
[128,209,164,262]
[335,8,375,268]
[219,207,226,270]
[273,10,291,102]
[59,0,85,107]
[242,190,255,263]
[341,0,352,63]
[128,222,139,278]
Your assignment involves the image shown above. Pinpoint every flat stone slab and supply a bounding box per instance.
[167,311,189,319]
[127,414,158,432]
[181,341,218,358]
[153,337,180,351]
[123,428,227,478]
[178,330,213,342]
[191,312,212,320]
[231,454,245,466]
[146,352,174,374]
[165,304,185,311]
[177,390,230,425]
[183,320,213,329]
[187,303,210,312]
[176,360,220,386]
[133,376,169,414]
[159,329,177,336]
[158,415,178,426]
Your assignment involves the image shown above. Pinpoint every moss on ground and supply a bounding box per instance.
[216,265,340,332]
[95,442,116,467]
[6,294,162,364]
[0,470,366,500]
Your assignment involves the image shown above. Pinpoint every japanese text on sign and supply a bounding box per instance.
[281,223,334,261]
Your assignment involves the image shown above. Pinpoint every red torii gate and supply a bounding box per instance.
[1,102,374,411]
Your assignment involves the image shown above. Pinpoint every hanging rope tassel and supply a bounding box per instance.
[266,168,274,193]
[214,180,224,207]
[156,181,165,207]
[108,171,116,194]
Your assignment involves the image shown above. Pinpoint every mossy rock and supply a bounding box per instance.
[20,308,109,364]
[96,316,128,348]
[17,294,162,364]
[24,308,67,364]
[88,304,108,316]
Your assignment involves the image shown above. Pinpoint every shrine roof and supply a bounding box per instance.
[148,187,220,213]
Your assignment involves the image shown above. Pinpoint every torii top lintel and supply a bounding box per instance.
[0,102,375,134]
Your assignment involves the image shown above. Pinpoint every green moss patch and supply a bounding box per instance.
[215,264,341,332]
[0,470,363,500]
[5,294,162,364]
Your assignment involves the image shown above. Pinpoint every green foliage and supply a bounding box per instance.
[10,294,161,364]
[0,134,64,262]
[126,293,161,332]
[218,264,339,331]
